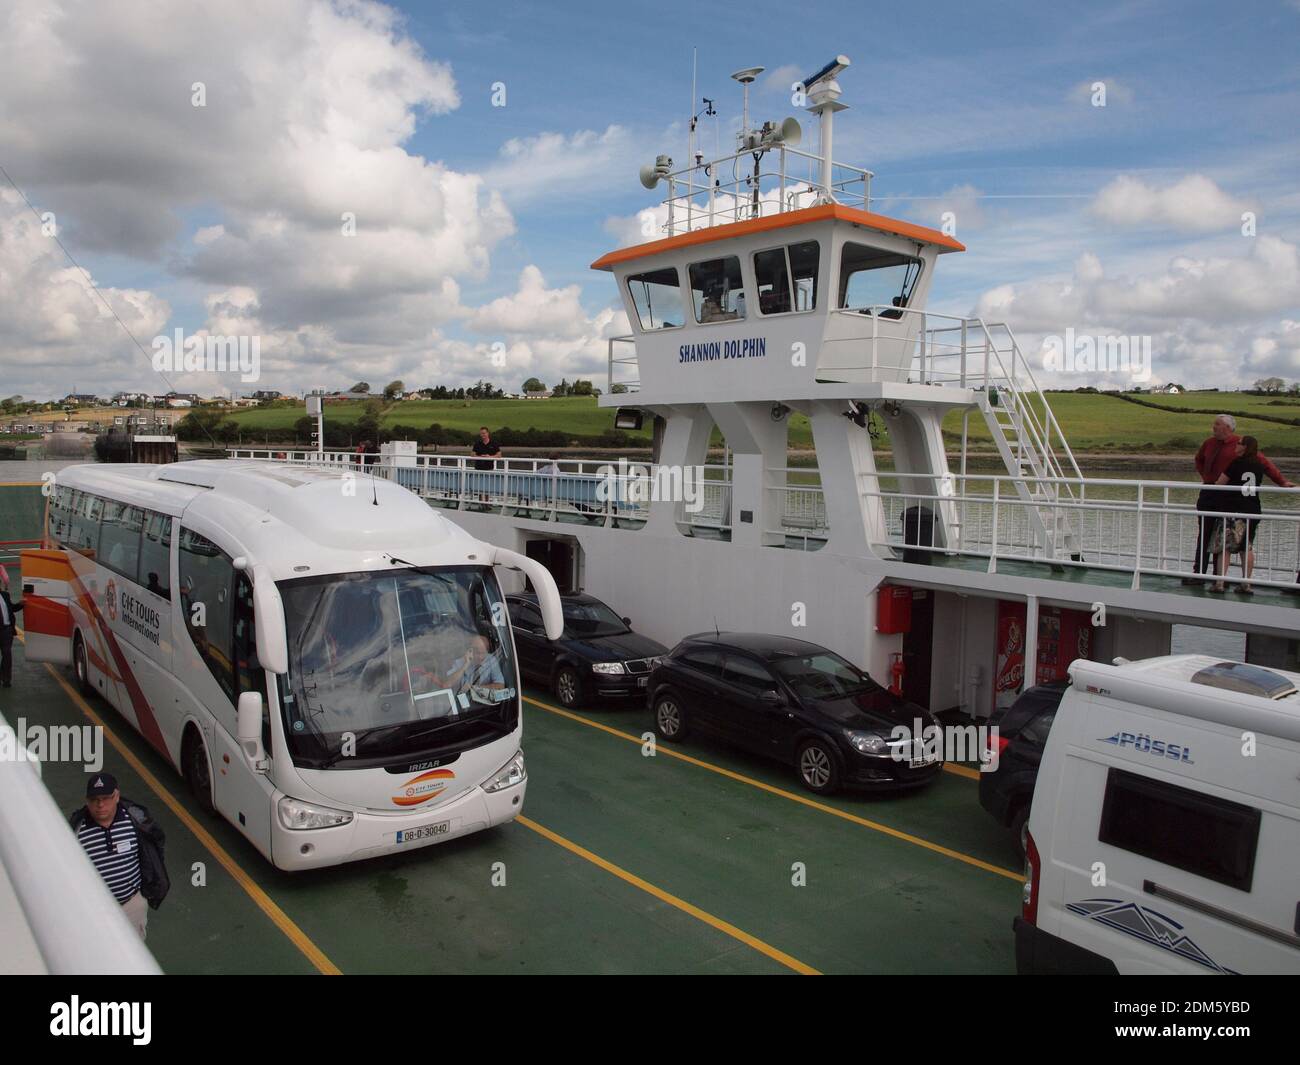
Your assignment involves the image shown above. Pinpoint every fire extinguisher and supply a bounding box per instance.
[889,652,905,695]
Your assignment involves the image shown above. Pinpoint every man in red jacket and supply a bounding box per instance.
[1190,415,1293,577]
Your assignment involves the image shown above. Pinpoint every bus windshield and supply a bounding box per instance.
[277,566,518,767]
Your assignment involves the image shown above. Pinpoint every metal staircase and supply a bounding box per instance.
[975,323,1083,558]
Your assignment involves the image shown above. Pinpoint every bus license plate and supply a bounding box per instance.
[398,820,451,844]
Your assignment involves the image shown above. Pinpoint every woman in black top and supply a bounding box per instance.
[1213,436,1290,593]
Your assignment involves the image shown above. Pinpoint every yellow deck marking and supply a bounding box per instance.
[35,651,342,975]
[525,696,1022,882]
[516,815,819,975]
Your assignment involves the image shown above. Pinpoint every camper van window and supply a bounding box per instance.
[839,243,922,318]
[1099,768,1260,891]
[753,242,819,316]
[688,256,747,324]
[627,267,683,331]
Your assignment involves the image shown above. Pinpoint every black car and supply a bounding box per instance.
[507,592,669,708]
[978,681,1069,858]
[647,633,944,795]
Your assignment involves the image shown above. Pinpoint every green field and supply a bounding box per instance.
[222,393,1300,454]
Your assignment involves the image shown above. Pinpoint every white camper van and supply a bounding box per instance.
[1016,655,1300,975]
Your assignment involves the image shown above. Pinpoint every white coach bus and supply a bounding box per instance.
[21,460,561,871]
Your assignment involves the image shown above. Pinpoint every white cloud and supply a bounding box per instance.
[972,238,1300,388]
[0,190,170,393]
[468,266,588,338]
[0,0,514,396]
[1092,174,1251,232]
[484,125,638,206]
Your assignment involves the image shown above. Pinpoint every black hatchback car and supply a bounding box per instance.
[507,592,669,708]
[647,633,944,794]
[977,681,1069,858]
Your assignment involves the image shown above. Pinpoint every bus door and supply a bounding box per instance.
[19,548,75,666]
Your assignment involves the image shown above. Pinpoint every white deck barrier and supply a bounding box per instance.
[227,450,1300,593]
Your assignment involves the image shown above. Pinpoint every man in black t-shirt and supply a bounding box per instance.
[471,426,501,504]
[471,426,500,470]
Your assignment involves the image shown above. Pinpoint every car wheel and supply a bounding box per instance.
[1010,805,1030,861]
[654,694,688,742]
[554,665,583,708]
[73,633,94,696]
[796,738,841,795]
[184,729,216,816]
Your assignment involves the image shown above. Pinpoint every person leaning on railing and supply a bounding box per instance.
[1210,435,1296,594]
[1189,414,1291,580]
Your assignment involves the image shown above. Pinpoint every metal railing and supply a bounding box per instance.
[871,472,1300,594]
[655,147,872,237]
[608,335,639,394]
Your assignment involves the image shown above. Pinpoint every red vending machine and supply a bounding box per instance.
[993,601,1093,712]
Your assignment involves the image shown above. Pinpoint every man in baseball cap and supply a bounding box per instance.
[69,771,169,940]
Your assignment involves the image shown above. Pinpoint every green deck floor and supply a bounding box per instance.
[9,637,1022,975]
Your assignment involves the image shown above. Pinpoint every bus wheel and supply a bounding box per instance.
[72,634,93,696]
[183,728,216,816]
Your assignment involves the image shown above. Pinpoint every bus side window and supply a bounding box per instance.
[98,502,143,580]
[179,526,236,702]
[70,491,103,558]
[138,513,172,599]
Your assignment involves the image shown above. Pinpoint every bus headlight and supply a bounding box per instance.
[277,795,354,831]
[592,662,626,675]
[482,751,526,792]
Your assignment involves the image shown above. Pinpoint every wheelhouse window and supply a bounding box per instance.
[627,267,683,331]
[754,241,819,315]
[688,255,746,323]
[839,243,922,319]
[277,567,518,768]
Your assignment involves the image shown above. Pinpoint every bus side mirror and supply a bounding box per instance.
[237,691,269,772]
[488,547,563,641]
[252,564,289,675]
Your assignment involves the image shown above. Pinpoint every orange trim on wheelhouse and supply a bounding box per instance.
[590,203,966,271]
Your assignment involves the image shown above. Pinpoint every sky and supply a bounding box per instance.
[0,0,1298,401]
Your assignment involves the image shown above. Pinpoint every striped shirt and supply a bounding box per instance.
[76,805,142,903]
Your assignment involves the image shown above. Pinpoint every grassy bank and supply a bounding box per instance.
[220,392,1300,455]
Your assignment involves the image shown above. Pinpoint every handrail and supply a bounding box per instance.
[0,710,161,975]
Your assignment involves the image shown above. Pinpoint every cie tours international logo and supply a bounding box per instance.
[393,769,455,807]
[104,579,118,621]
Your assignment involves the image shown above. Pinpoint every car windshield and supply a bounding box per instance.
[772,651,880,701]
[277,566,518,767]
[562,599,628,638]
